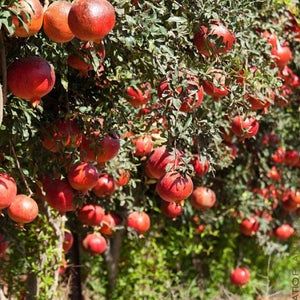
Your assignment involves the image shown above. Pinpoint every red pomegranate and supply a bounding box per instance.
[67,54,92,76]
[194,22,235,57]
[68,162,99,193]
[126,83,152,108]
[156,172,193,203]
[82,233,107,254]
[192,155,210,177]
[0,173,17,209]
[271,41,293,68]
[127,211,150,234]
[0,234,9,257]
[42,119,82,153]
[115,169,130,187]
[261,132,279,146]
[284,150,299,167]
[191,187,216,210]
[68,0,116,41]
[145,146,181,179]
[246,94,272,111]
[272,147,286,164]
[78,204,105,226]
[267,167,281,181]
[202,71,229,100]
[63,231,74,252]
[100,213,121,236]
[92,174,115,197]
[231,116,259,139]
[7,195,39,224]
[7,57,56,106]
[291,190,300,204]
[195,224,206,234]
[240,217,259,236]
[161,201,183,219]
[274,224,294,240]
[133,135,153,157]
[230,267,250,286]
[12,0,44,37]
[43,178,75,213]
[80,133,120,163]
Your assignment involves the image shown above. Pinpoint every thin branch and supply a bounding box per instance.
[10,141,33,197]
[43,0,49,11]
[0,30,7,126]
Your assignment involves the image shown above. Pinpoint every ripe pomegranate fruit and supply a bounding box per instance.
[100,213,121,236]
[127,211,150,234]
[291,190,300,204]
[274,224,294,240]
[272,147,285,164]
[0,173,17,209]
[7,57,56,106]
[41,119,82,153]
[115,169,130,187]
[43,178,75,213]
[7,195,38,224]
[80,133,120,163]
[231,116,259,139]
[202,71,229,100]
[68,162,99,193]
[267,167,281,181]
[191,187,216,210]
[126,83,151,108]
[0,235,9,257]
[12,0,43,37]
[161,201,183,219]
[133,135,153,157]
[82,233,107,255]
[240,217,259,236]
[195,224,206,234]
[78,204,105,226]
[230,267,250,286]
[67,54,92,76]
[43,1,74,43]
[145,146,181,179]
[156,172,193,203]
[194,21,235,56]
[284,150,299,167]
[192,155,210,177]
[92,174,115,197]
[271,40,293,68]
[68,0,116,41]
[246,94,272,111]
[63,231,74,252]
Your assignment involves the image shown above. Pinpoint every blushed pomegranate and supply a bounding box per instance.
[68,0,116,41]
[82,233,107,254]
[133,135,153,157]
[231,116,259,139]
[127,211,150,234]
[272,147,286,164]
[191,187,216,210]
[126,83,151,108]
[63,231,74,252]
[240,217,259,236]
[100,213,121,236]
[7,57,56,106]
[0,234,9,257]
[115,169,130,187]
[145,146,181,179]
[246,94,272,111]
[274,224,294,240]
[7,195,38,224]
[156,172,193,203]
[230,267,250,286]
[43,178,75,213]
[68,162,99,193]
[0,173,17,209]
[43,1,74,43]
[67,54,92,76]
[267,166,281,181]
[12,0,43,37]
[202,71,229,100]
[271,41,293,68]
[195,224,206,234]
[192,155,210,177]
[284,150,299,167]
[78,204,105,226]
[161,201,183,219]
[92,174,115,197]
[291,190,300,204]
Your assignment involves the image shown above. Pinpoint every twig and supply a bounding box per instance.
[43,0,49,11]
[10,141,33,196]
[0,30,7,126]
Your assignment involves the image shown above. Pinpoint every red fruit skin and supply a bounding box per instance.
[92,174,115,197]
[192,155,210,177]
[272,147,286,164]
[133,135,153,157]
[78,204,105,226]
[115,170,130,187]
[161,201,183,219]
[240,217,260,236]
[194,23,235,57]
[43,178,75,213]
[246,94,272,111]
[202,74,229,100]
[0,234,9,257]
[284,150,300,167]
[68,162,99,192]
[100,213,121,236]
[127,211,150,234]
[145,146,181,179]
[230,267,250,286]
[68,0,116,41]
[0,173,17,209]
[7,195,39,224]
[274,224,295,240]
[82,233,107,255]
[156,172,193,203]
[291,190,300,204]
[271,42,293,68]
[67,54,92,76]
[63,231,74,252]
[126,83,151,108]
[7,57,56,106]
[191,187,216,210]
[231,116,259,139]
[267,167,281,181]
[195,224,205,234]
